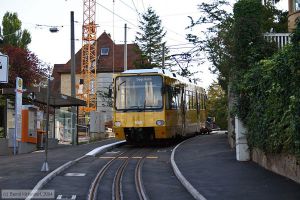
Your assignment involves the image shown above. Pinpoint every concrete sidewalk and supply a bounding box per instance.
[174,133,300,200]
[0,139,117,190]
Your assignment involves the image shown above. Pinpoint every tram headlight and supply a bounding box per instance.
[114,121,121,127]
[156,120,165,126]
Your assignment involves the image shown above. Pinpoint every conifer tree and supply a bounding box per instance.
[135,7,168,68]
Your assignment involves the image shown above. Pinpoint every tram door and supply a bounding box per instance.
[180,87,186,135]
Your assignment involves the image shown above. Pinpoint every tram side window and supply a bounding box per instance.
[166,86,178,110]
[185,91,190,110]
[185,91,188,109]
[196,92,200,111]
[204,94,207,109]
[200,93,206,110]
[189,91,193,110]
[200,93,204,110]
[177,88,181,108]
[192,92,196,110]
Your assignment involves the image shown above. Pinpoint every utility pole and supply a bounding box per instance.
[124,23,127,71]
[71,11,77,145]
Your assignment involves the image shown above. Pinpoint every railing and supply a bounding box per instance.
[264,33,291,49]
[77,124,90,143]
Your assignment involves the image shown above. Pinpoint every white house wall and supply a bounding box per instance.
[60,74,81,96]
[96,73,113,125]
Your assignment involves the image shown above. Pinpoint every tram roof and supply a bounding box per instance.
[121,68,202,87]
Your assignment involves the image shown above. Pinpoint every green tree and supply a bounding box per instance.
[1,12,31,49]
[187,0,287,92]
[1,45,48,88]
[206,81,228,130]
[232,0,278,121]
[135,7,168,68]
[186,0,234,91]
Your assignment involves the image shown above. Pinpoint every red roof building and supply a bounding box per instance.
[52,32,141,92]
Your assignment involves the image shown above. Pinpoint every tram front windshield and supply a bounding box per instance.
[115,75,163,111]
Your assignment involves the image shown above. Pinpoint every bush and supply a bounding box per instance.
[239,44,300,154]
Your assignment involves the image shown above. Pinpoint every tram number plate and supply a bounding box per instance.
[135,121,143,125]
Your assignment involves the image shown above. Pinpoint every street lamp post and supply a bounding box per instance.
[41,77,51,172]
[40,21,61,171]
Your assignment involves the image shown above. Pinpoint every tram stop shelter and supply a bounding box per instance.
[0,86,86,146]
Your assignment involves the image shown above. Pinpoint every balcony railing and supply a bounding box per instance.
[264,33,291,49]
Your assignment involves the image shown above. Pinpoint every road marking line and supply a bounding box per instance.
[146,156,158,159]
[64,173,86,176]
[56,195,76,200]
[106,151,120,154]
[99,156,116,159]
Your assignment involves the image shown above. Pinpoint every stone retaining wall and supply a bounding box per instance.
[251,148,300,184]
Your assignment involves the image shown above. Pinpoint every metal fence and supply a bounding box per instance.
[264,33,291,49]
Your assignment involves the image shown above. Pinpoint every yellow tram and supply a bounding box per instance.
[112,68,209,143]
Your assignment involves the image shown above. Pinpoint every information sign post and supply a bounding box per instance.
[14,77,23,155]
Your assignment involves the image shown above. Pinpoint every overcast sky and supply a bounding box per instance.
[0,0,287,89]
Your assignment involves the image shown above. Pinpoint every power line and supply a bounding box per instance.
[118,0,142,21]
[141,0,146,12]
[167,42,192,47]
[161,12,199,18]
[95,1,194,54]
[118,0,136,13]
[96,1,139,29]
[169,46,195,50]
[164,26,187,39]
[131,0,140,17]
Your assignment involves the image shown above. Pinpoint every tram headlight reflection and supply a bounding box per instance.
[156,120,165,126]
[114,121,121,127]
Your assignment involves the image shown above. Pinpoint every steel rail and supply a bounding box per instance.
[135,150,149,200]
[87,150,128,200]
[112,150,137,200]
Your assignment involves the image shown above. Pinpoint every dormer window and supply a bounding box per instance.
[101,47,109,56]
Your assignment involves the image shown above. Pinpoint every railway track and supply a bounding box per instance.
[88,148,150,200]
[135,150,149,200]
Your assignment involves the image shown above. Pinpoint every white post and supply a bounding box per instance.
[235,116,250,161]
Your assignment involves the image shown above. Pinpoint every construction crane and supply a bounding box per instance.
[78,0,97,119]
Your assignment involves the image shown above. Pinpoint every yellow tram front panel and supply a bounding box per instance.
[113,111,170,140]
